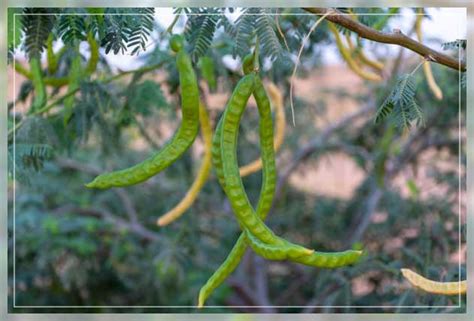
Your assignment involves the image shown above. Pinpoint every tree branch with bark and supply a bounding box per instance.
[303,8,466,72]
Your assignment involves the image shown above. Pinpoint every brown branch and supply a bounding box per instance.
[252,255,275,312]
[303,8,465,72]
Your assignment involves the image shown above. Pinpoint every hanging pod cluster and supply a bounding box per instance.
[197,53,363,307]
[85,35,363,307]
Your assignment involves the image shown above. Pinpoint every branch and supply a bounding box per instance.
[252,255,275,312]
[303,8,466,72]
[54,205,159,242]
[346,184,383,246]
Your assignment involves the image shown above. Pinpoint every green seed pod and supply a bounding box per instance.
[29,57,47,112]
[170,34,185,53]
[86,37,200,189]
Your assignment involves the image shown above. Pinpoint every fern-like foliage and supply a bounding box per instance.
[8,8,23,63]
[64,81,122,154]
[124,80,168,118]
[57,12,87,44]
[101,8,155,55]
[126,8,155,55]
[101,9,132,55]
[375,74,424,129]
[233,8,258,58]
[184,8,221,62]
[22,8,56,59]
[255,9,282,61]
[9,116,57,181]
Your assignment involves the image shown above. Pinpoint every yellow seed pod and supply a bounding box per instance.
[328,22,382,82]
[415,11,443,100]
[239,82,286,177]
[401,268,466,295]
[157,102,213,226]
[345,34,384,72]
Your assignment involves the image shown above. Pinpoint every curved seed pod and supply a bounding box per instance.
[220,73,284,245]
[15,61,69,87]
[46,34,59,75]
[197,233,247,308]
[198,73,363,307]
[63,53,83,125]
[246,231,313,260]
[291,248,362,268]
[328,23,382,82]
[211,116,226,187]
[86,32,99,75]
[345,34,384,72]
[157,103,213,226]
[240,82,286,177]
[415,11,443,100]
[401,268,466,295]
[86,36,200,189]
[43,75,69,87]
[29,57,47,112]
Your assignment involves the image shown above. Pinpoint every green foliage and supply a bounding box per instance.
[101,10,131,54]
[100,8,155,55]
[126,8,155,55]
[255,9,283,61]
[125,80,169,117]
[233,8,258,58]
[184,8,221,62]
[21,8,56,59]
[57,12,87,44]
[8,143,54,182]
[8,8,23,61]
[375,74,423,129]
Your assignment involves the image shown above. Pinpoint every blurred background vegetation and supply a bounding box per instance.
[7,7,466,313]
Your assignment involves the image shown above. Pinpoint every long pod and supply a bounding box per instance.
[86,35,199,189]
[157,103,213,226]
[63,52,83,125]
[199,72,308,308]
[401,268,466,295]
[328,22,382,82]
[198,64,362,307]
[220,73,308,247]
[46,34,59,75]
[86,32,99,75]
[239,82,286,177]
[345,34,384,73]
[29,57,47,112]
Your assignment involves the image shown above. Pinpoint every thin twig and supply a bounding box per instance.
[289,12,331,126]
